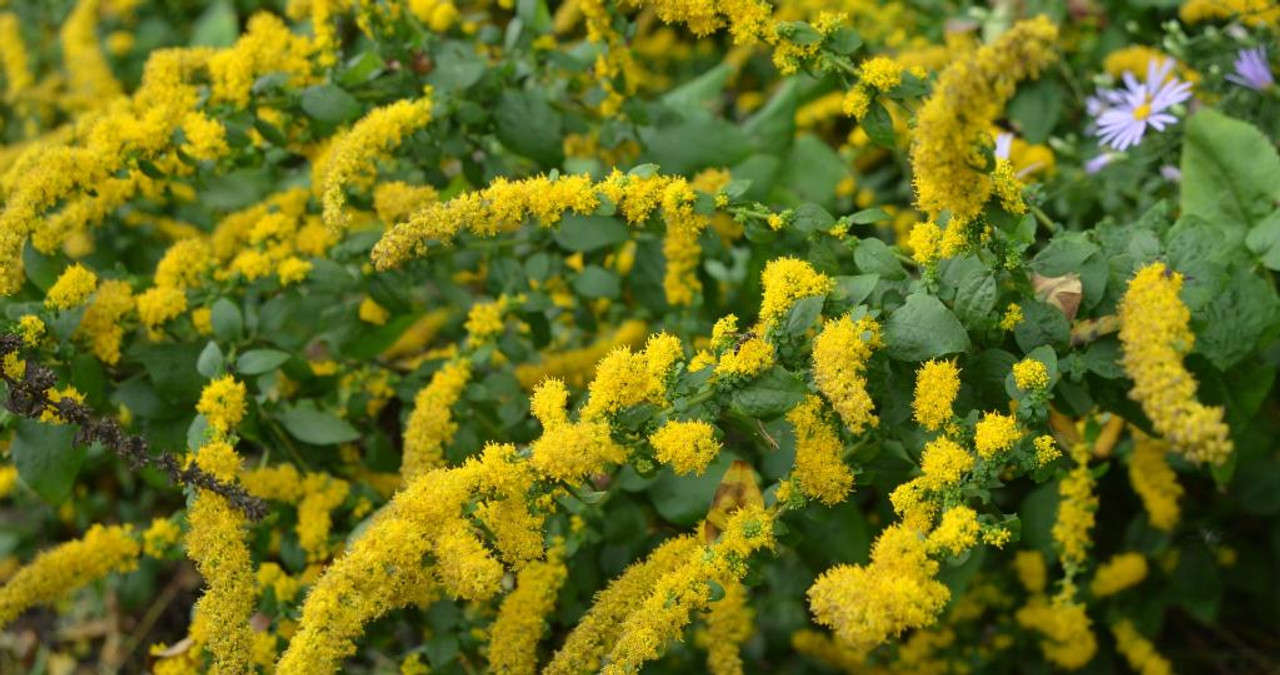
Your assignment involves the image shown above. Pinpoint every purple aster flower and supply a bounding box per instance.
[1093,59,1194,151]
[1227,47,1274,91]
[1085,153,1116,175]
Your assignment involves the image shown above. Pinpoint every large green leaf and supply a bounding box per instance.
[278,402,361,445]
[885,293,970,361]
[1180,109,1280,249]
[494,90,564,166]
[11,419,83,504]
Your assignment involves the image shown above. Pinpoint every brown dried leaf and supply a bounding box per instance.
[1033,273,1083,322]
[702,460,763,544]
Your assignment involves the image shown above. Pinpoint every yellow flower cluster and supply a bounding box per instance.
[842,55,903,120]
[45,263,98,310]
[919,436,974,488]
[278,447,520,673]
[320,94,434,230]
[1015,595,1097,670]
[603,504,774,673]
[1013,358,1049,391]
[529,378,627,484]
[547,535,702,673]
[927,506,980,557]
[1128,432,1182,531]
[974,411,1021,458]
[142,517,182,558]
[909,17,1058,256]
[402,359,472,480]
[1033,434,1062,466]
[1111,620,1173,675]
[0,524,140,627]
[812,314,882,434]
[74,280,134,364]
[757,257,835,334]
[650,419,722,475]
[715,336,776,378]
[1118,262,1232,465]
[696,579,754,675]
[1090,552,1148,598]
[636,0,773,45]
[185,439,256,674]
[197,375,248,434]
[808,523,950,650]
[913,359,960,431]
[1179,0,1280,26]
[488,544,569,675]
[787,395,854,505]
[1053,452,1097,570]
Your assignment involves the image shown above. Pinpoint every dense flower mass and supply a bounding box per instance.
[1118,262,1233,465]
[0,2,1273,673]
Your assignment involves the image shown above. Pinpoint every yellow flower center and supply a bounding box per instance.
[1133,101,1152,121]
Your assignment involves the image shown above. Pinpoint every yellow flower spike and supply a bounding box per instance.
[786,395,854,506]
[197,375,248,435]
[0,524,140,627]
[913,359,960,431]
[1015,594,1097,669]
[1128,431,1182,531]
[1089,552,1148,598]
[321,95,434,230]
[1118,262,1232,465]
[910,17,1058,256]
[812,314,882,434]
[1111,620,1174,675]
[402,359,472,481]
[488,542,569,675]
[546,536,702,674]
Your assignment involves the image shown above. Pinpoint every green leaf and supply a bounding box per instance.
[278,402,361,445]
[553,215,629,252]
[1244,208,1280,270]
[729,367,808,419]
[211,298,243,343]
[885,293,970,361]
[301,84,363,125]
[792,203,834,235]
[862,101,896,148]
[11,419,83,504]
[339,51,387,87]
[1180,109,1280,248]
[571,266,620,299]
[197,341,224,378]
[953,268,997,329]
[641,119,751,176]
[1194,268,1280,371]
[849,207,891,225]
[236,349,292,375]
[495,90,564,166]
[428,41,487,91]
[190,0,238,47]
[833,274,879,308]
[827,27,862,54]
[853,238,905,280]
[743,80,798,155]
[1007,80,1062,145]
[662,63,732,113]
[1013,301,1070,353]
[783,295,825,339]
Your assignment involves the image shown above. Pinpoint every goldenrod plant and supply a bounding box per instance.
[0,0,1277,672]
